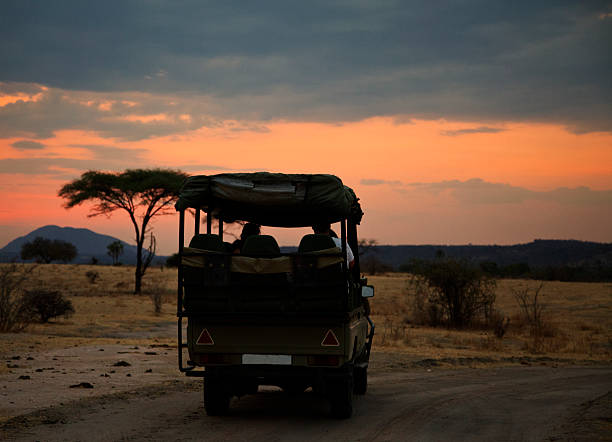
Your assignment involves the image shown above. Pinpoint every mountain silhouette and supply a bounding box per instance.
[2,226,610,270]
[363,240,612,269]
[0,225,164,265]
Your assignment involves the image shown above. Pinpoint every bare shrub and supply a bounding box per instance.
[85,270,100,284]
[406,258,497,328]
[21,290,74,323]
[143,273,170,315]
[0,264,36,332]
[513,282,563,353]
[512,281,547,336]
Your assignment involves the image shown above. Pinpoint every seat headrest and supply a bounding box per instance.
[188,234,225,252]
[242,235,281,256]
[298,234,337,253]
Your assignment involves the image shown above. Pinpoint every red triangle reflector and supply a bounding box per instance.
[321,329,340,346]
[196,328,214,345]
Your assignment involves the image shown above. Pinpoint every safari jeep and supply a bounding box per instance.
[175,173,374,418]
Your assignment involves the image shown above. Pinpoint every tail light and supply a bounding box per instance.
[199,353,231,364]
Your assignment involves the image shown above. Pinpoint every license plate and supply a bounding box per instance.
[242,354,292,365]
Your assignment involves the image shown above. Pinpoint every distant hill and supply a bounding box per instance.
[367,240,612,270]
[0,225,166,265]
[2,227,611,270]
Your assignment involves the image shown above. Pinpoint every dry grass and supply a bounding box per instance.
[0,264,176,367]
[368,273,612,362]
[1,265,611,370]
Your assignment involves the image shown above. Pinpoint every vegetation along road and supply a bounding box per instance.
[2,363,610,441]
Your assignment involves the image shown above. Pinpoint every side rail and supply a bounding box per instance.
[180,247,350,314]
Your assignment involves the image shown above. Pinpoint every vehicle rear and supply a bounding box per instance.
[175,173,374,418]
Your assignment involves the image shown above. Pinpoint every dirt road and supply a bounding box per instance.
[2,364,610,441]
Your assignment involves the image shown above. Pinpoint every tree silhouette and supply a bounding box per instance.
[59,169,187,293]
[106,240,124,266]
[20,237,77,263]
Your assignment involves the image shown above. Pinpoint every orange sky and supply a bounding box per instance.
[1,3,611,260]
[1,114,611,254]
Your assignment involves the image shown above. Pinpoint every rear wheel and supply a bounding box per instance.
[204,377,230,416]
[354,366,367,395]
[329,375,353,419]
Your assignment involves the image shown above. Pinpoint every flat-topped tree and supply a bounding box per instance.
[59,169,187,294]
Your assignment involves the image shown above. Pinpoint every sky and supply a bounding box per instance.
[1,1,611,254]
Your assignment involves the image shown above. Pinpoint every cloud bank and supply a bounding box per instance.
[0,1,610,137]
[361,177,612,206]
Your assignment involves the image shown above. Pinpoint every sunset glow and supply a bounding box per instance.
[1,2,610,254]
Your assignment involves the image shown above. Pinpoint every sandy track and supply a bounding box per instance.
[2,365,610,441]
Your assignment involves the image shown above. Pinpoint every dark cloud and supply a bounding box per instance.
[0,155,232,178]
[0,82,43,95]
[0,1,610,133]
[367,177,612,206]
[441,127,505,136]
[11,140,46,150]
[360,178,403,186]
[0,157,154,177]
[0,158,102,176]
[66,144,147,162]
[0,85,270,140]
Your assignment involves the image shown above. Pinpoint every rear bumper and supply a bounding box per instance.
[201,363,352,379]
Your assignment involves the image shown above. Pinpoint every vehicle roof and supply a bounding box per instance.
[175,172,363,227]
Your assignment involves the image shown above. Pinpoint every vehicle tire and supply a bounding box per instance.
[204,377,230,416]
[329,375,353,419]
[353,366,367,395]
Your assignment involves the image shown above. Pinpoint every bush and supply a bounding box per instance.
[165,253,180,267]
[0,264,35,332]
[21,290,74,323]
[85,270,100,284]
[361,256,393,275]
[407,258,497,328]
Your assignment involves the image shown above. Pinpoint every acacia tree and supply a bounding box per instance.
[59,169,187,294]
[106,240,124,266]
[21,237,77,263]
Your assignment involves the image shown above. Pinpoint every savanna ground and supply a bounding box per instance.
[1,264,611,440]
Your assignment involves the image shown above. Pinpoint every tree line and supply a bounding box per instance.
[399,258,612,282]
[20,237,128,266]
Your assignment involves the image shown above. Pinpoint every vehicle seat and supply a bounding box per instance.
[184,234,228,312]
[233,234,286,312]
[298,234,337,253]
[242,235,281,257]
[189,233,225,251]
[297,234,342,276]
[295,234,344,312]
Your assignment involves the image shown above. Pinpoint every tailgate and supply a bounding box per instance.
[187,320,352,367]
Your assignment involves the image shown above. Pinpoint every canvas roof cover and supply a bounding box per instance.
[175,172,363,227]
